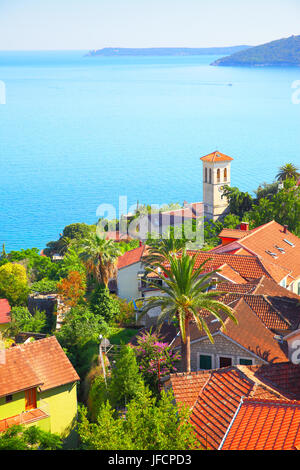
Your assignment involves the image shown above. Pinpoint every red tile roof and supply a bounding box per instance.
[168,364,291,449]
[250,362,300,399]
[190,367,284,449]
[217,263,247,284]
[220,397,300,450]
[216,221,300,285]
[0,336,79,398]
[187,251,272,282]
[0,299,11,325]
[218,276,300,299]
[172,298,289,363]
[117,245,146,269]
[200,150,234,163]
[166,371,209,408]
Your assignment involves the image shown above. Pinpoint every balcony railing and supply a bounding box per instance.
[0,401,50,432]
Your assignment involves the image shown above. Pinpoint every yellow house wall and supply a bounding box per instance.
[0,391,25,420]
[40,382,77,437]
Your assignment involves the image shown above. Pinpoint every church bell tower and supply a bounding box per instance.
[200,150,233,221]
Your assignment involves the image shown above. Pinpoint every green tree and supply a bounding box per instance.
[222,185,253,218]
[144,228,187,267]
[248,179,300,235]
[255,181,280,201]
[4,306,47,337]
[0,425,62,450]
[79,234,121,286]
[276,163,299,182]
[55,305,109,377]
[0,262,29,305]
[109,345,145,408]
[140,251,237,373]
[90,285,120,323]
[79,389,198,450]
[30,278,58,294]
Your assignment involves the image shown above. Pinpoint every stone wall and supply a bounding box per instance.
[175,333,265,372]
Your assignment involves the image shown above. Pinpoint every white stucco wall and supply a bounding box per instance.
[117,262,143,301]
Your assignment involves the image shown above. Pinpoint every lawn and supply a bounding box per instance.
[108,327,139,345]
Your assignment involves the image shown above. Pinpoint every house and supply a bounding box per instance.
[212,220,300,294]
[138,247,297,326]
[0,299,11,333]
[164,362,300,450]
[171,297,290,370]
[135,276,300,370]
[0,336,79,441]
[117,244,148,301]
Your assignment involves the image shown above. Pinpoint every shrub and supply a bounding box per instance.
[90,285,120,324]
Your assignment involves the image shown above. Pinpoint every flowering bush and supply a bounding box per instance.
[133,329,180,392]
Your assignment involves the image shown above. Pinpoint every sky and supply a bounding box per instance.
[0,0,299,50]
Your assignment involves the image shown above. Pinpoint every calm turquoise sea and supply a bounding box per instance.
[0,51,299,251]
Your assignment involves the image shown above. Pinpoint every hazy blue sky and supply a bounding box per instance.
[0,0,299,50]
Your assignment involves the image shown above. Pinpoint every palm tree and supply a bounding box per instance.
[78,234,121,287]
[58,236,74,255]
[144,229,187,267]
[140,251,237,373]
[276,163,299,182]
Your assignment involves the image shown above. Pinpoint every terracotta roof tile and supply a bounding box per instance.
[168,371,209,408]
[190,367,283,449]
[0,336,79,397]
[168,364,292,450]
[117,245,146,269]
[200,151,234,163]
[220,397,300,450]
[172,298,288,363]
[0,299,11,325]
[217,221,300,284]
[187,251,272,282]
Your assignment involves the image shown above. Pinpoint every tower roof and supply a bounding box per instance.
[200,150,234,163]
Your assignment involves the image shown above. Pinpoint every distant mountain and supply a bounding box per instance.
[211,35,300,67]
[86,46,250,57]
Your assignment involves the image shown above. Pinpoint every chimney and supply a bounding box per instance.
[240,222,249,231]
[283,225,288,234]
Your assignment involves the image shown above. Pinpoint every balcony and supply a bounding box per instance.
[0,400,50,432]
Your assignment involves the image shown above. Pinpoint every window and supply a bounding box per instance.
[239,358,253,366]
[209,169,212,184]
[224,168,227,182]
[219,356,232,368]
[199,354,212,370]
[217,169,220,183]
[205,168,207,183]
[5,395,13,403]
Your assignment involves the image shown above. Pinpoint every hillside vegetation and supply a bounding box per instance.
[211,35,300,67]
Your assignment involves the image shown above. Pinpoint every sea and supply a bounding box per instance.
[0,50,299,251]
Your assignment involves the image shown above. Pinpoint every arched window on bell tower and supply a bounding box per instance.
[217,168,221,183]
[209,168,212,184]
[224,168,227,182]
[205,167,208,182]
